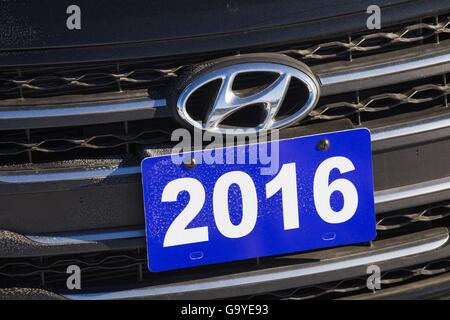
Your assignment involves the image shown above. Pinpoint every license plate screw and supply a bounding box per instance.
[183,157,197,169]
[317,138,330,151]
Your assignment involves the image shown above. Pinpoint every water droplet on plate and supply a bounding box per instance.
[322,232,336,241]
[189,251,204,260]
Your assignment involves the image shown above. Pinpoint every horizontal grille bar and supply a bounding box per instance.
[250,258,450,300]
[0,64,179,101]
[2,47,449,131]
[0,200,448,295]
[0,110,447,183]
[0,15,448,167]
[318,46,450,96]
[0,166,142,184]
[343,269,450,300]
[376,203,450,232]
[61,229,448,300]
[376,176,450,213]
[0,99,168,131]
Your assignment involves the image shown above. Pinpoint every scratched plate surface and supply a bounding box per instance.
[141,129,376,272]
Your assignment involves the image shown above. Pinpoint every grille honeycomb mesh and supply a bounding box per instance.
[0,129,170,156]
[246,259,450,300]
[0,15,450,164]
[377,203,450,231]
[1,74,448,159]
[0,202,449,294]
[281,16,450,61]
[308,78,450,121]
[0,15,448,101]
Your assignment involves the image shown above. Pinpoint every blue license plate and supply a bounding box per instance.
[141,129,376,272]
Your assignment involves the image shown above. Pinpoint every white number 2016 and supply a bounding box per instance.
[161,156,358,247]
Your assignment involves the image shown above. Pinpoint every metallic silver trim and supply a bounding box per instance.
[0,98,168,130]
[319,51,450,93]
[374,176,450,206]
[371,113,450,142]
[0,99,166,120]
[177,61,320,134]
[27,228,145,245]
[63,232,448,300]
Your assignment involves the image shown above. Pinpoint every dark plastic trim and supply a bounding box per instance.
[62,228,449,299]
[1,0,448,67]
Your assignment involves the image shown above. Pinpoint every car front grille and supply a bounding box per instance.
[2,72,449,165]
[0,119,175,164]
[1,15,449,104]
[0,63,179,103]
[309,74,450,123]
[0,202,448,296]
[376,202,450,232]
[2,8,450,300]
[282,15,450,61]
[244,258,450,300]
[0,15,449,166]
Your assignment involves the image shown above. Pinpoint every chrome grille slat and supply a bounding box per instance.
[61,229,449,299]
[247,259,450,300]
[0,98,169,131]
[0,210,447,298]
[309,80,450,121]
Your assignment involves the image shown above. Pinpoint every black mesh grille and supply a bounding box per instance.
[0,202,448,295]
[281,15,450,63]
[0,14,449,165]
[0,119,177,165]
[0,14,448,104]
[0,62,180,102]
[308,73,450,124]
[1,73,448,165]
